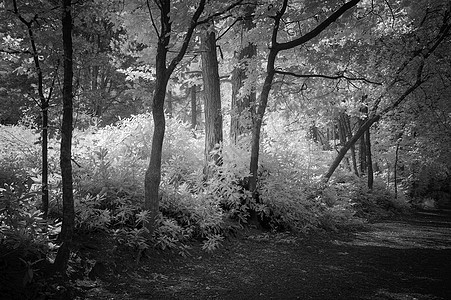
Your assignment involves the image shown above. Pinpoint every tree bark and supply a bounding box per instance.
[11,0,50,218]
[249,0,361,192]
[342,114,359,176]
[144,0,206,235]
[144,2,171,235]
[366,128,373,189]
[337,116,351,171]
[191,84,197,129]
[324,115,381,182]
[54,0,74,274]
[394,140,400,199]
[166,90,173,118]
[201,24,223,167]
[230,1,256,144]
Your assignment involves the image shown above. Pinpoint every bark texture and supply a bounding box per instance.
[54,0,74,273]
[201,26,223,167]
[230,2,256,144]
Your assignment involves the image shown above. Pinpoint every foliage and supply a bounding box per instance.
[329,172,411,221]
[0,183,60,266]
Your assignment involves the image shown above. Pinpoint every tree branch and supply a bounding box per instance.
[146,0,160,38]
[276,0,361,51]
[274,70,382,85]
[197,0,245,26]
[167,0,206,75]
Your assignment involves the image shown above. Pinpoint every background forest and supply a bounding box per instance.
[1,0,450,297]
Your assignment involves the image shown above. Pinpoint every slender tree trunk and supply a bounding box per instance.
[144,0,206,236]
[249,49,277,194]
[359,124,367,175]
[167,90,173,118]
[54,0,74,273]
[145,39,169,236]
[191,85,197,129]
[343,114,359,176]
[201,24,223,167]
[337,116,351,171]
[394,140,400,199]
[250,0,361,189]
[324,115,381,182]
[230,1,256,144]
[359,106,368,175]
[12,0,50,217]
[41,103,49,217]
[366,128,373,189]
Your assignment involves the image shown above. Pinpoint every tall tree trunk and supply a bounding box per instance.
[394,140,400,199]
[324,115,381,182]
[366,128,373,189]
[201,24,223,167]
[54,0,74,273]
[342,114,359,176]
[249,0,361,191]
[41,102,49,218]
[11,0,50,218]
[230,1,256,145]
[145,27,170,236]
[191,84,197,129]
[337,116,351,171]
[144,0,206,235]
[358,124,367,175]
[166,90,173,118]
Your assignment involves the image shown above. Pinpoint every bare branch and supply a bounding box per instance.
[146,0,160,38]
[167,0,206,75]
[197,0,245,26]
[276,0,361,51]
[274,70,382,85]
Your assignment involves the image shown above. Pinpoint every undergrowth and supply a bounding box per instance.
[1,114,410,262]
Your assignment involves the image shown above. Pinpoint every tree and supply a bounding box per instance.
[143,0,206,234]
[53,0,74,273]
[248,0,361,197]
[5,0,61,218]
[201,22,223,168]
[230,1,256,145]
[324,1,451,182]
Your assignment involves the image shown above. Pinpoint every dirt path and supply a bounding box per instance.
[79,209,451,300]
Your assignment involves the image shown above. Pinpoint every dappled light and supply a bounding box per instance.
[340,210,451,249]
[1,0,451,299]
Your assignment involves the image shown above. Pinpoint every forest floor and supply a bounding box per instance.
[4,208,451,300]
[69,208,451,300]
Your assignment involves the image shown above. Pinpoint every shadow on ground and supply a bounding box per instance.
[73,209,451,300]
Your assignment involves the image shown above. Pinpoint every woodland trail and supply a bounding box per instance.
[79,209,451,300]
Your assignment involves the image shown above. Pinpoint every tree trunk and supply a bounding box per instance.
[342,114,359,176]
[250,0,361,189]
[394,140,400,199]
[166,90,173,118]
[366,128,373,189]
[13,0,51,218]
[337,116,351,171]
[249,49,277,194]
[145,34,169,236]
[359,123,367,175]
[324,115,381,182]
[54,0,74,274]
[143,0,206,236]
[230,1,256,145]
[191,85,197,129]
[41,102,49,218]
[359,106,368,175]
[201,24,223,167]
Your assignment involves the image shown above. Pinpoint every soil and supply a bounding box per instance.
[3,209,451,300]
[73,209,451,300]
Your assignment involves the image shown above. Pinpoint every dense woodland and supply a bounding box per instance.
[1,0,451,298]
